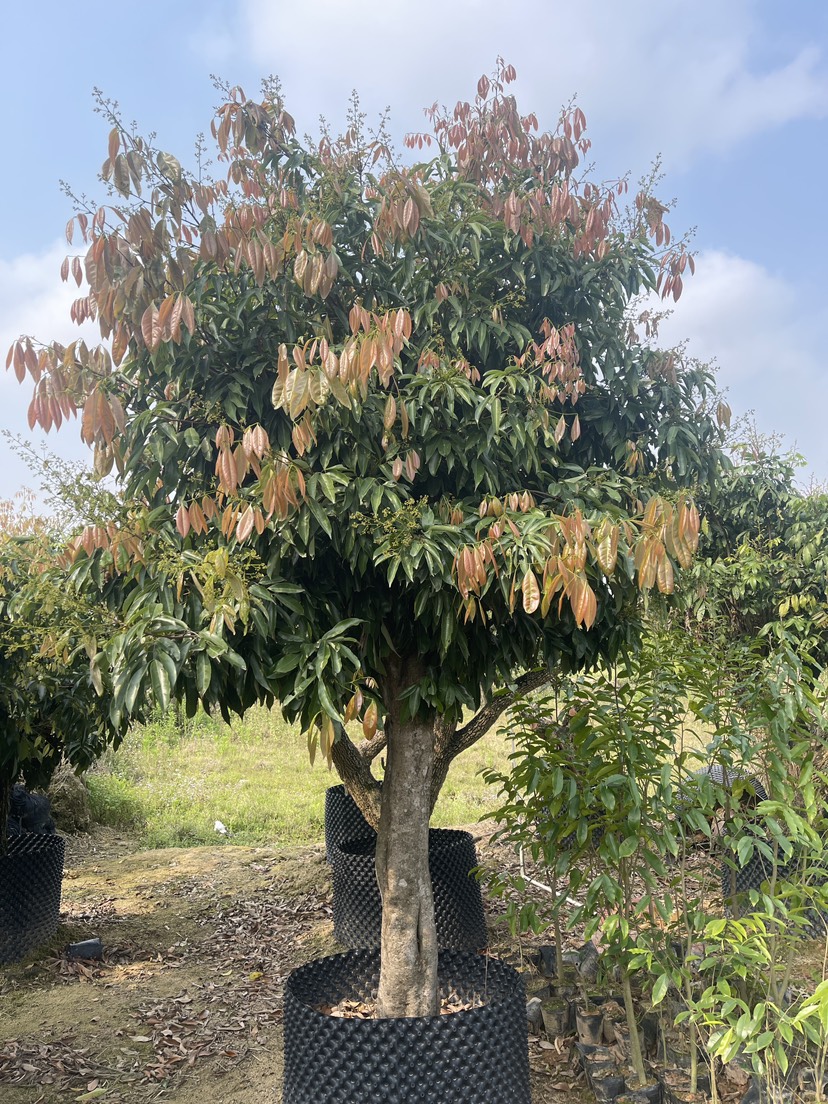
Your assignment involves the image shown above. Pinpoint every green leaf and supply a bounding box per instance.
[123,664,147,716]
[736,835,754,867]
[155,649,177,697]
[195,651,211,696]
[618,836,638,858]
[223,650,247,672]
[150,657,172,713]
[318,472,337,503]
[274,651,302,675]
[491,397,501,435]
[317,679,340,721]
[651,972,670,1006]
[306,494,333,539]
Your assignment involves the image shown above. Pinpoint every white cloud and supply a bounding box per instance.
[651,250,828,479]
[0,242,99,501]
[192,0,828,170]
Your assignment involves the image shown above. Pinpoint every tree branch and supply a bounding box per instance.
[448,667,559,760]
[331,724,382,828]
[429,667,559,811]
[359,730,387,763]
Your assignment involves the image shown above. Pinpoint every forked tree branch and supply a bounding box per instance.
[334,668,559,822]
[331,724,382,828]
[359,731,388,762]
[448,667,559,760]
[430,667,558,811]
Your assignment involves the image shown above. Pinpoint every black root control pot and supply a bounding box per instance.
[332,828,488,950]
[723,845,828,936]
[0,834,65,963]
[324,785,375,864]
[722,840,798,903]
[283,949,530,1104]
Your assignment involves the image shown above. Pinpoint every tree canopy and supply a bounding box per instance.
[688,433,828,666]
[7,61,727,1014]
[9,66,724,749]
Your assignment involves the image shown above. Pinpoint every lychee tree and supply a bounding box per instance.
[8,63,726,1015]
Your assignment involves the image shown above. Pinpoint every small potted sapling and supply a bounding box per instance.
[486,692,599,1037]
[494,640,684,1094]
[562,656,680,1096]
[671,641,828,1102]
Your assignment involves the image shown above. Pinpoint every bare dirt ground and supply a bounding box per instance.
[0,827,583,1104]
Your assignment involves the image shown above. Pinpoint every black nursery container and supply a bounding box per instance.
[283,948,530,1104]
[0,833,65,963]
[720,838,828,937]
[690,763,767,802]
[324,784,375,864]
[331,828,488,951]
[677,764,768,820]
[721,843,794,901]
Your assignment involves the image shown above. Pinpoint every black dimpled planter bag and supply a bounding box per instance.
[324,784,375,864]
[720,837,828,937]
[332,828,487,951]
[0,833,65,963]
[283,949,530,1104]
[721,843,792,902]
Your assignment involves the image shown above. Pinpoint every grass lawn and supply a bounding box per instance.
[87,704,515,848]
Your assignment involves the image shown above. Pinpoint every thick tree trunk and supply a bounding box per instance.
[374,659,439,1018]
[331,664,557,1017]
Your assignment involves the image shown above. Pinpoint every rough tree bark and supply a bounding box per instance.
[330,728,384,829]
[374,655,439,1018]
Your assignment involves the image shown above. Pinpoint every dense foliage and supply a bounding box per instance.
[490,624,828,1089]
[8,66,724,751]
[0,509,120,847]
[689,435,828,667]
[7,62,727,1013]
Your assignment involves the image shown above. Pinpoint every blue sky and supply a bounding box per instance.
[2,0,827,498]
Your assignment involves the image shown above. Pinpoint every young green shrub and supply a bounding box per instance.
[672,642,828,1093]
[488,638,685,1088]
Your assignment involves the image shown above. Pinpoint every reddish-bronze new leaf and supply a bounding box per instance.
[522,568,540,614]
